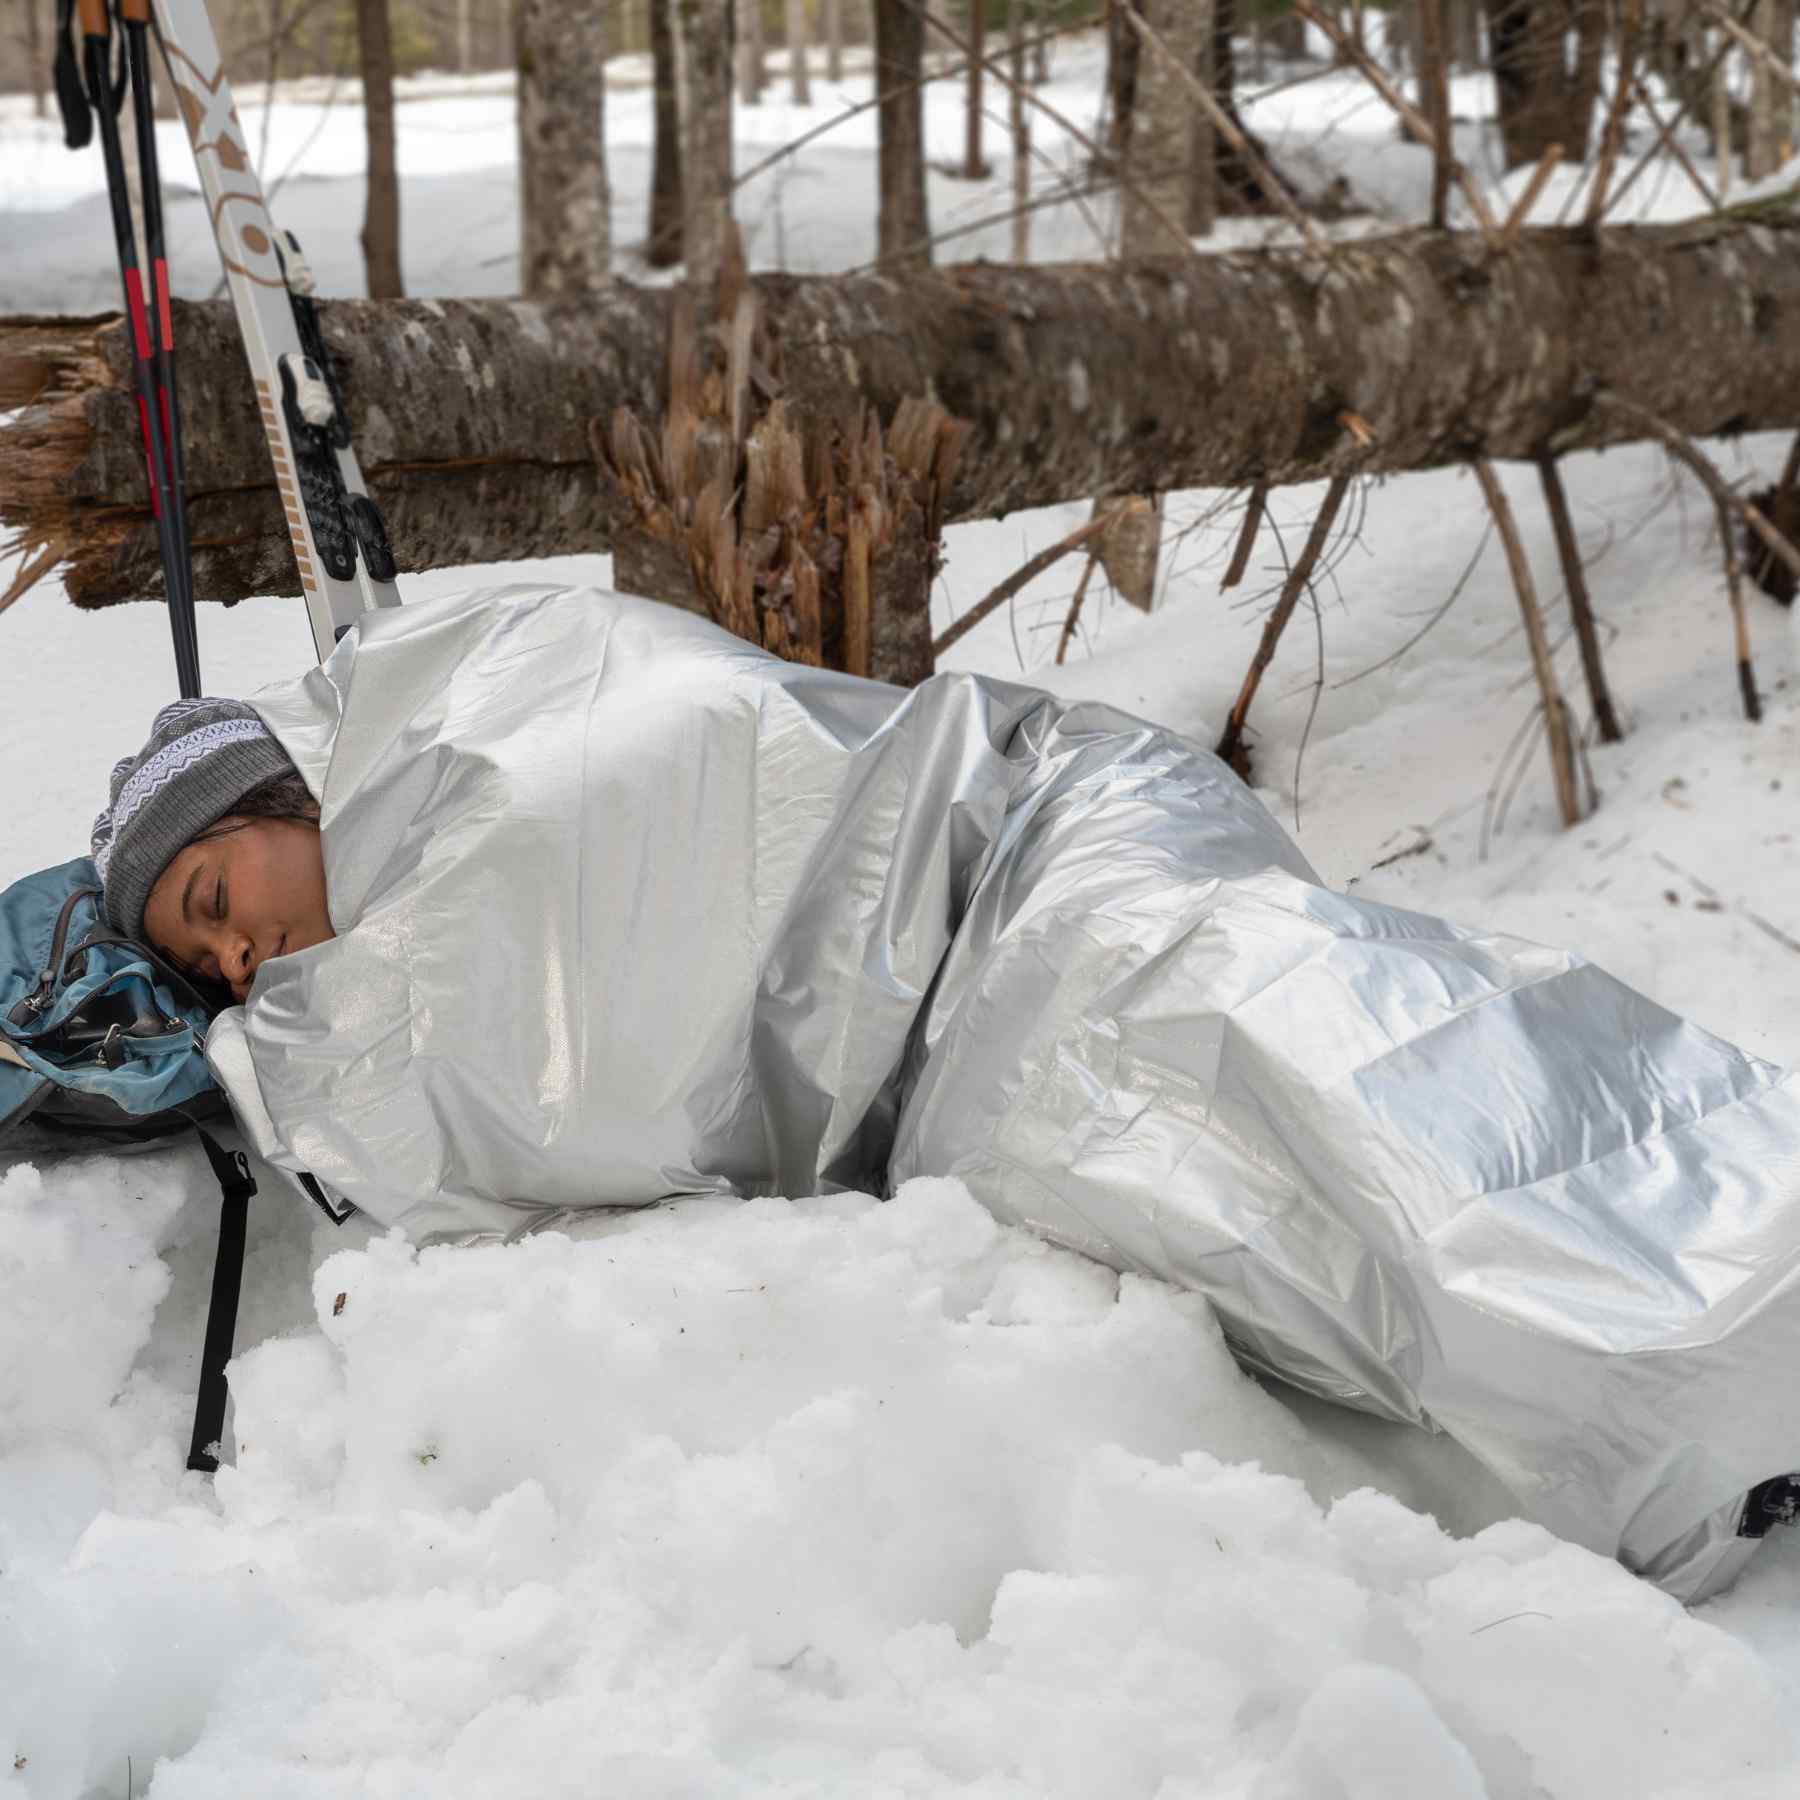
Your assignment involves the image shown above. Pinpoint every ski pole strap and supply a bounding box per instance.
[53,0,91,147]
[186,1126,256,1474]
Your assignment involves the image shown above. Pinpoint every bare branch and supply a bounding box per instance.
[1472,459,1582,827]
[1215,475,1352,777]
[932,513,1109,656]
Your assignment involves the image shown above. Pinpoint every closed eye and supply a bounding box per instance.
[212,876,226,923]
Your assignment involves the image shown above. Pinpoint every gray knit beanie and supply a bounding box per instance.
[91,697,297,940]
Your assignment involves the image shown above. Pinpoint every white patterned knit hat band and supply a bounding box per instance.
[93,718,273,884]
[92,697,297,939]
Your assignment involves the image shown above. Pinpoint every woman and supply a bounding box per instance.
[106,582,1800,1603]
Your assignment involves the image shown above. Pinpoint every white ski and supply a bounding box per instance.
[152,0,401,659]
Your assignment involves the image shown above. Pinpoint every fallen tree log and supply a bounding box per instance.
[7,207,1800,607]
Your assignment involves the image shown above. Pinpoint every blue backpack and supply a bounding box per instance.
[1,854,254,1470]
[1,856,228,1154]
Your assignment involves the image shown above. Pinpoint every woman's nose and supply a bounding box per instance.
[225,934,257,995]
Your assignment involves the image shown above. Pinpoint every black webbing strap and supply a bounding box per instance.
[186,1127,256,1473]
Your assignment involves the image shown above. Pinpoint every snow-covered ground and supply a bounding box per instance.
[5,33,1800,1799]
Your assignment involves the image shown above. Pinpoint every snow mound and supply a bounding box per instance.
[3,1172,1793,1797]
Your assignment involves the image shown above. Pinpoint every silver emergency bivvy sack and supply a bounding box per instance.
[206,584,1800,1603]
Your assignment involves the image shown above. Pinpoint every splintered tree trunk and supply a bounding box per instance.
[597,265,959,682]
[875,0,930,267]
[648,0,685,267]
[14,217,1800,607]
[356,0,405,298]
[1481,0,1607,168]
[679,0,734,287]
[517,0,611,297]
[788,0,811,99]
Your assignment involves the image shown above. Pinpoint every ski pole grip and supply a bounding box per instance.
[76,0,109,34]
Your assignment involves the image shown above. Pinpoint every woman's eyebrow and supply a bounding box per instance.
[180,862,204,926]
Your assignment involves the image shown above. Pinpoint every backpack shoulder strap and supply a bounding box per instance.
[185,1127,256,1473]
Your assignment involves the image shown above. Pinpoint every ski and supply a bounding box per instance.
[150,0,401,658]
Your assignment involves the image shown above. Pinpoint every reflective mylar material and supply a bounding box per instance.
[208,585,1800,1601]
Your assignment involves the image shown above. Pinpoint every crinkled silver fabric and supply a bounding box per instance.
[208,584,1800,1602]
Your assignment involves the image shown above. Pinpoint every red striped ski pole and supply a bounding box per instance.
[79,0,201,699]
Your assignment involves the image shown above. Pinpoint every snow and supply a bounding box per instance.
[5,32,1800,1799]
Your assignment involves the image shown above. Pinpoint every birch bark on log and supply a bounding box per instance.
[12,216,1800,604]
[517,0,611,298]
[679,0,734,288]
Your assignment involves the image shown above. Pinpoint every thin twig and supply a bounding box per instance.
[1472,459,1582,827]
[1583,0,1642,228]
[1536,453,1623,743]
[1294,0,1499,238]
[1215,476,1352,775]
[1221,484,1268,590]
[1705,1,1800,99]
[906,0,1196,259]
[1622,74,1721,215]
[933,514,1109,655]
[1054,550,1100,663]
[1594,392,1799,721]
[1501,143,1564,244]
[732,13,1090,196]
[1654,852,1800,955]
[1121,6,1326,254]
[1330,518,1492,688]
[1603,0,1758,217]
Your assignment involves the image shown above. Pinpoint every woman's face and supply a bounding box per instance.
[143,817,334,1003]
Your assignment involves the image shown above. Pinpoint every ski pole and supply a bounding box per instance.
[78,0,202,700]
[123,0,202,696]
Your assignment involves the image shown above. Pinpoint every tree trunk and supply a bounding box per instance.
[1108,0,1203,609]
[1009,0,1030,261]
[963,0,987,177]
[1481,0,1607,169]
[356,0,404,299]
[679,0,734,287]
[517,0,611,298]
[1452,0,1482,66]
[1745,0,1792,179]
[648,0,685,267]
[1270,2,1306,59]
[875,0,930,268]
[25,0,47,119]
[1187,0,1217,236]
[825,0,843,77]
[1106,0,1138,160]
[1122,0,1201,253]
[788,0,811,99]
[13,216,1800,606]
[738,0,766,101]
